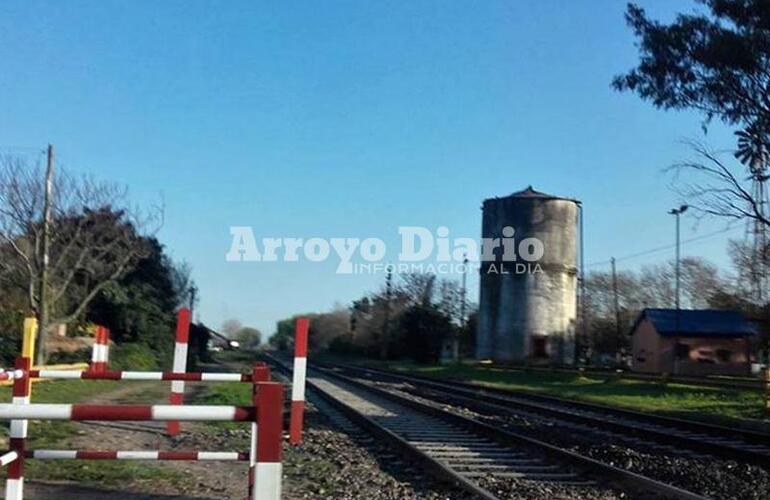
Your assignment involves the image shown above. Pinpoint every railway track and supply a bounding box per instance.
[483,364,765,391]
[324,363,770,468]
[263,353,705,500]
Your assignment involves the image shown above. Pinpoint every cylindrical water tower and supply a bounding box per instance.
[476,186,579,364]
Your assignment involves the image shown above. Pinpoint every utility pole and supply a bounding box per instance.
[611,257,621,353]
[189,285,197,321]
[37,144,54,365]
[669,205,688,374]
[380,266,392,360]
[455,255,469,362]
[578,202,587,366]
[459,255,468,327]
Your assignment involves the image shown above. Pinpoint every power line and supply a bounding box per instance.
[0,146,47,156]
[586,224,742,268]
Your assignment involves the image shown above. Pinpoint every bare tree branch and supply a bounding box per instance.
[0,154,162,362]
[668,140,770,227]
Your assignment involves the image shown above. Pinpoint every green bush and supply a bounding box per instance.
[0,312,23,366]
[47,348,90,365]
[110,343,158,370]
[328,334,363,356]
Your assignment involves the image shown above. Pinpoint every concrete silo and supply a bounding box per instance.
[476,186,579,364]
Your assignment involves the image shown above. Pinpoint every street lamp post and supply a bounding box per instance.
[669,205,688,310]
[669,204,688,374]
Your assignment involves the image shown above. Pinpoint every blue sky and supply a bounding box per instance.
[0,1,743,336]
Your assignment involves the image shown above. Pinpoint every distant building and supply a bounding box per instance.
[630,308,756,376]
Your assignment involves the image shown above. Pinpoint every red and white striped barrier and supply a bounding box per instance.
[0,370,25,382]
[0,451,18,467]
[30,369,251,382]
[1,315,287,500]
[248,363,272,499]
[0,403,255,421]
[6,357,30,500]
[254,382,283,500]
[168,308,191,436]
[289,317,308,445]
[90,325,110,372]
[23,449,248,461]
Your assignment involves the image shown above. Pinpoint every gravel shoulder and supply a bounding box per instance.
[372,377,770,500]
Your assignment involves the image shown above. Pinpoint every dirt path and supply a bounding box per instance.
[25,481,215,500]
[24,380,252,499]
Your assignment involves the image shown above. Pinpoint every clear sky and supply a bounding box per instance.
[0,1,742,337]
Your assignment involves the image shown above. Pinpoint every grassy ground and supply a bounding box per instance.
[324,355,770,432]
[0,379,121,403]
[0,379,184,487]
[199,382,251,406]
[0,379,127,454]
[198,381,253,431]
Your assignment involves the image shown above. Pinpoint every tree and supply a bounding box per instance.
[273,272,475,362]
[269,317,295,351]
[221,319,243,337]
[170,261,196,310]
[86,238,182,367]
[584,257,728,356]
[0,156,160,363]
[393,304,452,364]
[310,306,349,351]
[399,273,436,307]
[614,2,770,233]
[614,1,770,132]
[436,279,467,325]
[234,327,261,349]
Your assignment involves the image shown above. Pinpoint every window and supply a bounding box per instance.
[531,337,548,358]
[675,342,690,359]
[716,349,732,363]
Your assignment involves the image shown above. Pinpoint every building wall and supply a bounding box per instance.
[675,337,751,376]
[631,318,661,373]
[631,319,751,376]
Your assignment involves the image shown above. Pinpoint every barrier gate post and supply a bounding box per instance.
[254,381,283,500]
[248,363,271,499]
[90,325,110,372]
[167,308,191,436]
[290,317,308,445]
[5,318,36,500]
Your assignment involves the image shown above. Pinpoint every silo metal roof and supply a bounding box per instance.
[484,186,579,204]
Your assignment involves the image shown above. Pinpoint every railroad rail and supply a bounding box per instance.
[485,363,765,391]
[327,363,770,468]
[263,352,706,500]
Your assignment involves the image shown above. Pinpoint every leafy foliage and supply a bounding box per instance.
[391,304,453,363]
[110,343,160,371]
[84,238,187,368]
[234,326,262,348]
[273,272,474,364]
[614,1,770,131]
